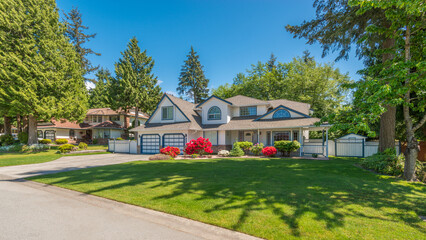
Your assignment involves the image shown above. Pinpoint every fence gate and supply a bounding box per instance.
[140,134,161,154]
[162,133,186,153]
[335,139,364,157]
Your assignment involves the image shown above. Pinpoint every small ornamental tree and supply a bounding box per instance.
[184,137,213,155]
[274,140,301,157]
[160,146,181,158]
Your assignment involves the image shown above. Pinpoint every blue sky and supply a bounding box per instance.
[57,0,364,95]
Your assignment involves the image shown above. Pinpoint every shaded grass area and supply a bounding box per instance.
[30,157,426,239]
[0,145,109,167]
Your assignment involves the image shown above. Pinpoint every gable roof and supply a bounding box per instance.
[195,95,233,108]
[225,95,269,106]
[37,119,124,130]
[267,99,310,115]
[255,105,311,121]
[87,107,149,118]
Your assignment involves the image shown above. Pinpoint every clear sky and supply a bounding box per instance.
[57,0,364,95]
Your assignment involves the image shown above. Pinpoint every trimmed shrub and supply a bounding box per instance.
[360,149,404,176]
[55,139,68,145]
[0,134,14,146]
[160,146,181,158]
[93,139,98,144]
[18,132,28,144]
[262,146,277,157]
[312,153,319,158]
[274,140,301,157]
[116,137,124,140]
[236,141,253,154]
[39,139,52,144]
[250,143,264,156]
[149,154,172,160]
[184,137,213,155]
[23,144,50,152]
[218,150,230,157]
[58,144,75,153]
[229,143,244,157]
[0,144,24,153]
[78,142,88,150]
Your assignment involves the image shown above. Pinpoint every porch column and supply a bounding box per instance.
[326,128,329,157]
[257,129,260,143]
[322,129,325,156]
[299,128,303,157]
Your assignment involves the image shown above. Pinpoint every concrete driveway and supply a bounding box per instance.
[0,154,259,240]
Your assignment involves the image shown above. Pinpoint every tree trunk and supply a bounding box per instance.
[17,115,21,133]
[4,116,12,135]
[23,115,29,133]
[378,37,396,152]
[27,115,38,145]
[404,137,418,181]
[134,107,139,128]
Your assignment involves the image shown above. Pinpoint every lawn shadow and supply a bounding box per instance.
[30,157,426,237]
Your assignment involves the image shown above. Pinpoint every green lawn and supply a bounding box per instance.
[30,157,425,240]
[0,145,109,167]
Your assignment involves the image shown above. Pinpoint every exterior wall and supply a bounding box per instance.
[188,130,203,141]
[149,97,187,124]
[201,98,230,125]
[257,105,268,116]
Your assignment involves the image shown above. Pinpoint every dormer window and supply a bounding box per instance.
[273,109,291,119]
[240,106,257,116]
[162,106,173,120]
[208,106,221,120]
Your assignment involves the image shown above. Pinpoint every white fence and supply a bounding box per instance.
[108,140,138,154]
[303,139,400,157]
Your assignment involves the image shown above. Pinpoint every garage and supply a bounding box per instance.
[162,133,186,153]
[140,134,161,154]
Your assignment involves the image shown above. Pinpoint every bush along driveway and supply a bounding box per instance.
[30,157,426,240]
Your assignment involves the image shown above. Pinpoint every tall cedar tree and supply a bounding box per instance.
[347,0,425,181]
[0,0,88,144]
[285,0,397,152]
[177,47,209,104]
[109,37,162,128]
[88,68,112,108]
[64,7,100,83]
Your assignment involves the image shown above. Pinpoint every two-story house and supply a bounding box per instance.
[37,108,149,144]
[132,93,330,156]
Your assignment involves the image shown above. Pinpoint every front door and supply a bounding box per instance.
[244,132,253,142]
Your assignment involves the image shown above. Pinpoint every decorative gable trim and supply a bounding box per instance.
[146,94,191,124]
[254,105,311,121]
[196,95,233,108]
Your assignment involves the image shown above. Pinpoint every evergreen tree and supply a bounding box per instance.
[88,68,112,108]
[64,7,100,83]
[267,53,277,71]
[177,46,209,104]
[285,0,396,152]
[109,37,162,128]
[0,0,88,144]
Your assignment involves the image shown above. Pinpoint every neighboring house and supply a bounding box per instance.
[37,108,149,144]
[132,94,331,156]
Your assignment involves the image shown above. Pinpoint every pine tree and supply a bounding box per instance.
[177,46,209,104]
[267,53,277,71]
[110,37,162,128]
[89,68,112,108]
[0,0,88,144]
[285,0,396,152]
[64,7,101,83]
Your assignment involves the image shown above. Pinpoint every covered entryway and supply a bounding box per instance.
[162,133,186,153]
[140,134,161,154]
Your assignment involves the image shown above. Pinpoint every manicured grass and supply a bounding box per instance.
[0,144,109,167]
[30,157,426,239]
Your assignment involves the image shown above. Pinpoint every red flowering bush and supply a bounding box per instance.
[262,146,277,157]
[160,146,181,158]
[184,137,213,155]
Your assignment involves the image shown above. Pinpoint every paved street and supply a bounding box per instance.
[0,154,258,240]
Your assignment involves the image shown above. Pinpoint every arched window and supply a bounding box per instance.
[208,106,221,120]
[273,109,291,119]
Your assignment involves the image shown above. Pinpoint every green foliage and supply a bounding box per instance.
[229,143,245,157]
[250,143,264,156]
[58,144,75,153]
[360,149,405,176]
[17,132,28,144]
[64,6,100,82]
[0,144,24,152]
[177,46,209,104]
[274,140,301,157]
[88,68,112,108]
[235,141,253,152]
[312,153,319,158]
[116,137,124,140]
[212,54,352,118]
[55,139,68,145]
[39,139,52,144]
[0,134,14,146]
[78,142,88,150]
[92,139,98,145]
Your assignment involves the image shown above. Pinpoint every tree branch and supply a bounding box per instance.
[413,113,426,132]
